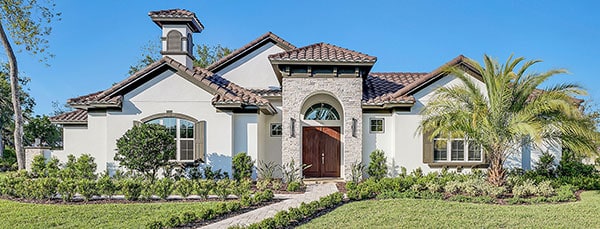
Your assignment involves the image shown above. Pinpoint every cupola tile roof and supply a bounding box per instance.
[148,9,204,32]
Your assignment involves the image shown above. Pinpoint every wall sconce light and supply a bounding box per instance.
[291,118,296,137]
[352,118,357,137]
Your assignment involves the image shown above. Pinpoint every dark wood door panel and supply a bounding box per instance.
[302,127,320,177]
[321,127,341,177]
[302,126,341,178]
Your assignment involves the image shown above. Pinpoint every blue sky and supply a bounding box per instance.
[5,0,600,115]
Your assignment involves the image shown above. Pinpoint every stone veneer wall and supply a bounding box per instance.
[25,146,51,171]
[282,77,363,180]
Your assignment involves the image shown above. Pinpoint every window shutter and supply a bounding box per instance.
[422,130,433,163]
[133,120,142,127]
[194,121,206,162]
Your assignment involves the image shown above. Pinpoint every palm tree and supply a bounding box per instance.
[420,55,599,186]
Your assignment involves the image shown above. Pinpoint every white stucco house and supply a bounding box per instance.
[48,9,558,180]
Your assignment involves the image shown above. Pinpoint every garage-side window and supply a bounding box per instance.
[369,118,384,133]
[270,123,282,137]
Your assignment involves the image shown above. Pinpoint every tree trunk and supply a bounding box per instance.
[487,151,506,186]
[0,21,25,170]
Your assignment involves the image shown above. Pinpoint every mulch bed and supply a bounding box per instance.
[335,182,347,193]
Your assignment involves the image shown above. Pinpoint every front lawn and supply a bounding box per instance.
[0,199,221,228]
[300,191,600,228]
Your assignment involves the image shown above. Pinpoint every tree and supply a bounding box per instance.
[115,123,176,182]
[24,115,61,148]
[128,42,232,75]
[127,40,161,75]
[420,55,600,186]
[0,0,60,169]
[0,65,35,157]
[194,44,232,68]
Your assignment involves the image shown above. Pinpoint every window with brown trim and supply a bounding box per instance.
[146,117,197,162]
[432,136,482,162]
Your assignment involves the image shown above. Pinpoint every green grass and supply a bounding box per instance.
[300,191,600,228]
[0,199,221,228]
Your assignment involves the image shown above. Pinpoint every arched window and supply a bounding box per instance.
[166,30,183,52]
[146,117,196,161]
[304,103,340,120]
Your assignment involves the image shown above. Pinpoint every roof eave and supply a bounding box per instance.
[361,101,415,109]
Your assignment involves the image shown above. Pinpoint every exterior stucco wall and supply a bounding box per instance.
[233,113,259,178]
[282,77,362,180]
[216,43,285,89]
[59,69,235,174]
[257,101,283,177]
[362,113,399,175]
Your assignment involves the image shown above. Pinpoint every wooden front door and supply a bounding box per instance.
[302,126,341,177]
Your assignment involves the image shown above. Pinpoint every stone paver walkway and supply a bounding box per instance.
[200,183,338,228]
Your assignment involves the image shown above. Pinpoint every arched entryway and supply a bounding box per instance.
[301,94,343,178]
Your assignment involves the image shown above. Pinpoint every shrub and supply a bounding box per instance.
[31,177,58,199]
[175,179,194,198]
[256,179,270,191]
[180,211,197,224]
[350,161,365,183]
[232,152,254,181]
[203,166,228,180]
[534,151,557,177]
[537,180,555,197]
[77,179,98,201]
[74,154,97,180]
[273,210,290,228]
[164,215,181,228]
[146,221,163,229]
[115,124,176,182]
[214,179,232,200]
[286,181,301,192]
[512,179,538,198]
[57,179,77,202]
[97,173,117,198]
[194,179,214,199]
[557,149,597,177]
[120,178,143,201]
[272,179,282,190]
[282,159,310,183]
[31,155,47,177]
[444,180,461,194]
[367,149,388,180]
[232,178,252,197]
[257,160,280,181]
[153,178,174,200]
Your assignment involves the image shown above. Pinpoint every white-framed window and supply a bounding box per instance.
[369,118,384,133]
[433,137,482,162]
[270,123,282,137]
[146,117,195,162]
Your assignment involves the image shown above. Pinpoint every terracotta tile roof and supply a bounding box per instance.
[390,55,471,98]
[247,88,282,97]
[67,56,274,112]
[49,109,87,124]
[148,9,204,32]
[207,32,296,71]
[148,9,196,17]
[269,42,377,63]
[363,72,428,106]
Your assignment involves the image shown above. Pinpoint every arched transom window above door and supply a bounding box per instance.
[304,103,340,120]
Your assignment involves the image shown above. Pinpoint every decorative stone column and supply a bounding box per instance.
[282,77,363,180]
[25,146,51,171]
